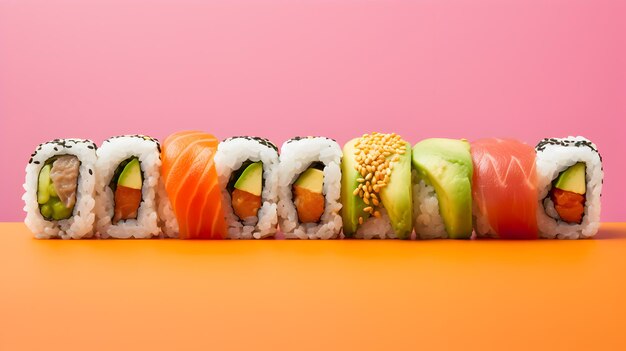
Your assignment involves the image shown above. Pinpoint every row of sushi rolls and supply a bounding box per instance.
[23,131,603,240]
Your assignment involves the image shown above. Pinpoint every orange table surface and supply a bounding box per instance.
[1,222,625,351]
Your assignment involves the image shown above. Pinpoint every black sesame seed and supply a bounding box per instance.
[286,136,337,144]
[224,136,278,152]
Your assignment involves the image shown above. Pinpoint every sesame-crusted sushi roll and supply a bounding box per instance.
[94,135,169,238]
[214,136,279,239]
[277,137,343,239]
[535,137,603,239]
[341,132,413,239]
[411,138,473,239]
[23,139,97,239]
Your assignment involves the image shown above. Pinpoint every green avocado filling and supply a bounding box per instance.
[109,157,144,223]
[553,162,586,195]
[233,162,263,196]
[294,168,324,194]
[228,160,266,194]
[109,157,143,192]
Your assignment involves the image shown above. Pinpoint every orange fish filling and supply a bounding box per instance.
[293,185,325,223]
[113,185,142,223]
[231,188,261,220]
[550,188,585,224]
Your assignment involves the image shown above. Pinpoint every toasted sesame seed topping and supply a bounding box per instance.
[352,132,407,221]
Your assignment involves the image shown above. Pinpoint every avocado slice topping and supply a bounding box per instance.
[234,162,263,196]
[378,141,413,239]
[340,136,413,239]
[411,138,473,239]
[340,138,372,237]
[553,162,586,195]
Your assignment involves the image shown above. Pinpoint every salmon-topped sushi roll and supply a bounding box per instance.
[160,131,227,239]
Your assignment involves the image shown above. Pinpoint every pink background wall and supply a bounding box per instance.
[1,0,624,221]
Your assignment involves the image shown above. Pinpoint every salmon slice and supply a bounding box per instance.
[471,138,538,239]
[161,131,227,239]
[113,185,142,223]
[231,189,261,220]
[550,188,585,224]
[293,185,325,223]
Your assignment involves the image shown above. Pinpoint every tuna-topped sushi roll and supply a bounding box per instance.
[411,138,473,239]
[535,137,603,239]
[341,132,413,239]
[95,135,169,238]
[23,139,97,239]
[214,136,279,239]
[277,137,343,239]
[471,138,539,239]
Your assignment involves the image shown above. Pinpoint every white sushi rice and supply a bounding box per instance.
[157,177,178,238]
[94,135,162,239]
[214,137,279,239]
[411,171,447,239]
[535,136,603,239]
[23,139,97,239]
[277,137,343,239]
[352,207,397,239]
[472,202,496,238]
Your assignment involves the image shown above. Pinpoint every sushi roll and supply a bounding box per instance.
[535,137,603,239]
[341,132,413,239]
[214,136,279,239]
[23,139,97,239]
[94,135,167,238]
[411,138,473,239]
[471,138,539,239]
[161,131,227,239]
[277,136,343,239]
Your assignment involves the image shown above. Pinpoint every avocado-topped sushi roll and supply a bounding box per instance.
[341,132,413,239]
[95,135,169,238]
[23,139,97,239]
[411,138,473,239]
[214,136,279,239]
[535,137,603,239]
[277,137,343,239]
